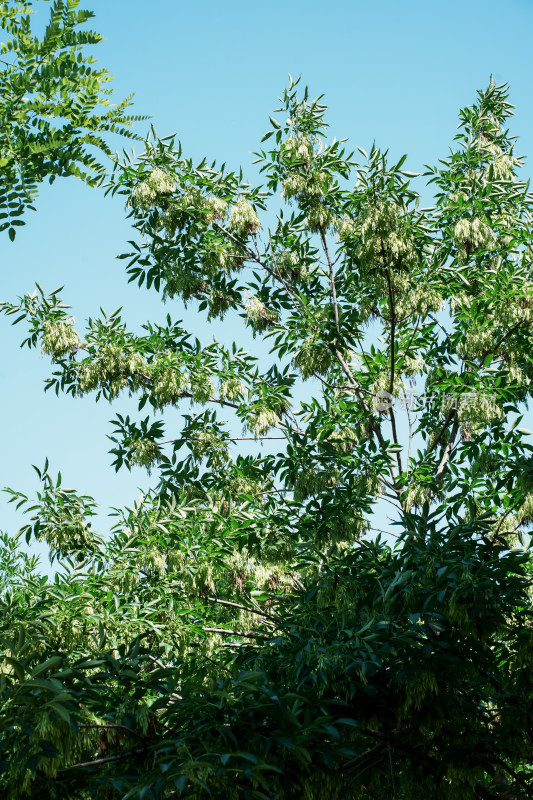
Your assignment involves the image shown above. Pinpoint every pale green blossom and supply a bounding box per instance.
[77,344,147,398]
[41,319,80,360]
[131,167,175,210]
[228,198,261,238]
[205,194,228,223]
[129,439,162,473]
[245,406,280,435]
[293,337,332,379]
[453,216,494,258]
[244,294,279,331]
[219,376,246,401]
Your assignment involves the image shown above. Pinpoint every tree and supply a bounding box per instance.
[0,0,143,239]
[1,73,533,799]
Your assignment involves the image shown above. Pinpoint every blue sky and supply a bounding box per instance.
[2,0,533,555]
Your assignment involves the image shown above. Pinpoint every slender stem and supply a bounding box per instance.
[320,228,340,334]
[78,723,143,740]
[161,435,286,445]
[403,382,413,474]
[201,595,282,624]
[384,268,396,397]
[433,416,460,488]
[61,748,146,771]
[202,626,270,640]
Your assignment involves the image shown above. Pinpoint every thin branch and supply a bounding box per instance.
[432,415,460,494]
[61,748,146,771]
[384,266,403,478]
[428,313,450,337]
[426,407,456,458]
[320,228,340,334]
[201,595,282,625]
[404,387,414,475]
[78,723,143,740]
[188,643,232,674]
[202,626,270,640]
[161,435,286,445]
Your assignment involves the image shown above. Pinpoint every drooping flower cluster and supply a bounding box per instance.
[293,336,332,379]
[150,353,188,408]
[219,376,246,401]
[228,198,261,238]
[189,430,229,467]
[276,250,308,281]
[453,216,494,260]
[77,344,148,398]
[129,439,162,472]
[131,167,176,210]
[41,319,81,360]
[291,466,340,502]
[244,294,279,332]
[245,406,281,436]
[358,201,419,275]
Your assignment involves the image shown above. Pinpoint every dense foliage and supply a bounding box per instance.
[0,0,143,238]
[1,17,532,796]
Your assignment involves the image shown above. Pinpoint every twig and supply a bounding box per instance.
[202,626,270,640]
[61,748,146,771]
[201,595,282,625]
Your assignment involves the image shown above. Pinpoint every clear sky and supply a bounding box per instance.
[2,0,533,556]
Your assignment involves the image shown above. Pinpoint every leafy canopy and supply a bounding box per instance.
[1,68,533,799]
[0,0,144,239]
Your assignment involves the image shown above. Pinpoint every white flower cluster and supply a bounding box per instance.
[453,216,494,258]
[281,170,329,204]
[492,152,514,180]
[77,344,147,398]
[395,283,444,319]
[370,372,403,412]
[140,549,167,574]
[205,194,228,224]
[151,355,188,408]
[404,483,431,511]
[321,509,369,549]
[306,204,335,233]
[189,431,228,466]
[443,390,503,428]
[202,242,234,275]
[449,292,472,312]
[219,376,246,401]
[456,327,494,359]
[293,337,332,379]
[189,371,216,404]
[244,294,279,331]
[358,201,418,274]
[517,493,533,528]
[129,439,162,472]
[131,167,175,210]
[245,406,280,435]
[505,363,530,387]
[163,191,229,236]
[282,134,313,165]
[276,250,307,281]
[292,466,339,502]
[336,215,357,240]
[228,198,261,238]
[495,288,533,326]
[326,426,361,454]
[401,354,425,377]
[41,319,81,360]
